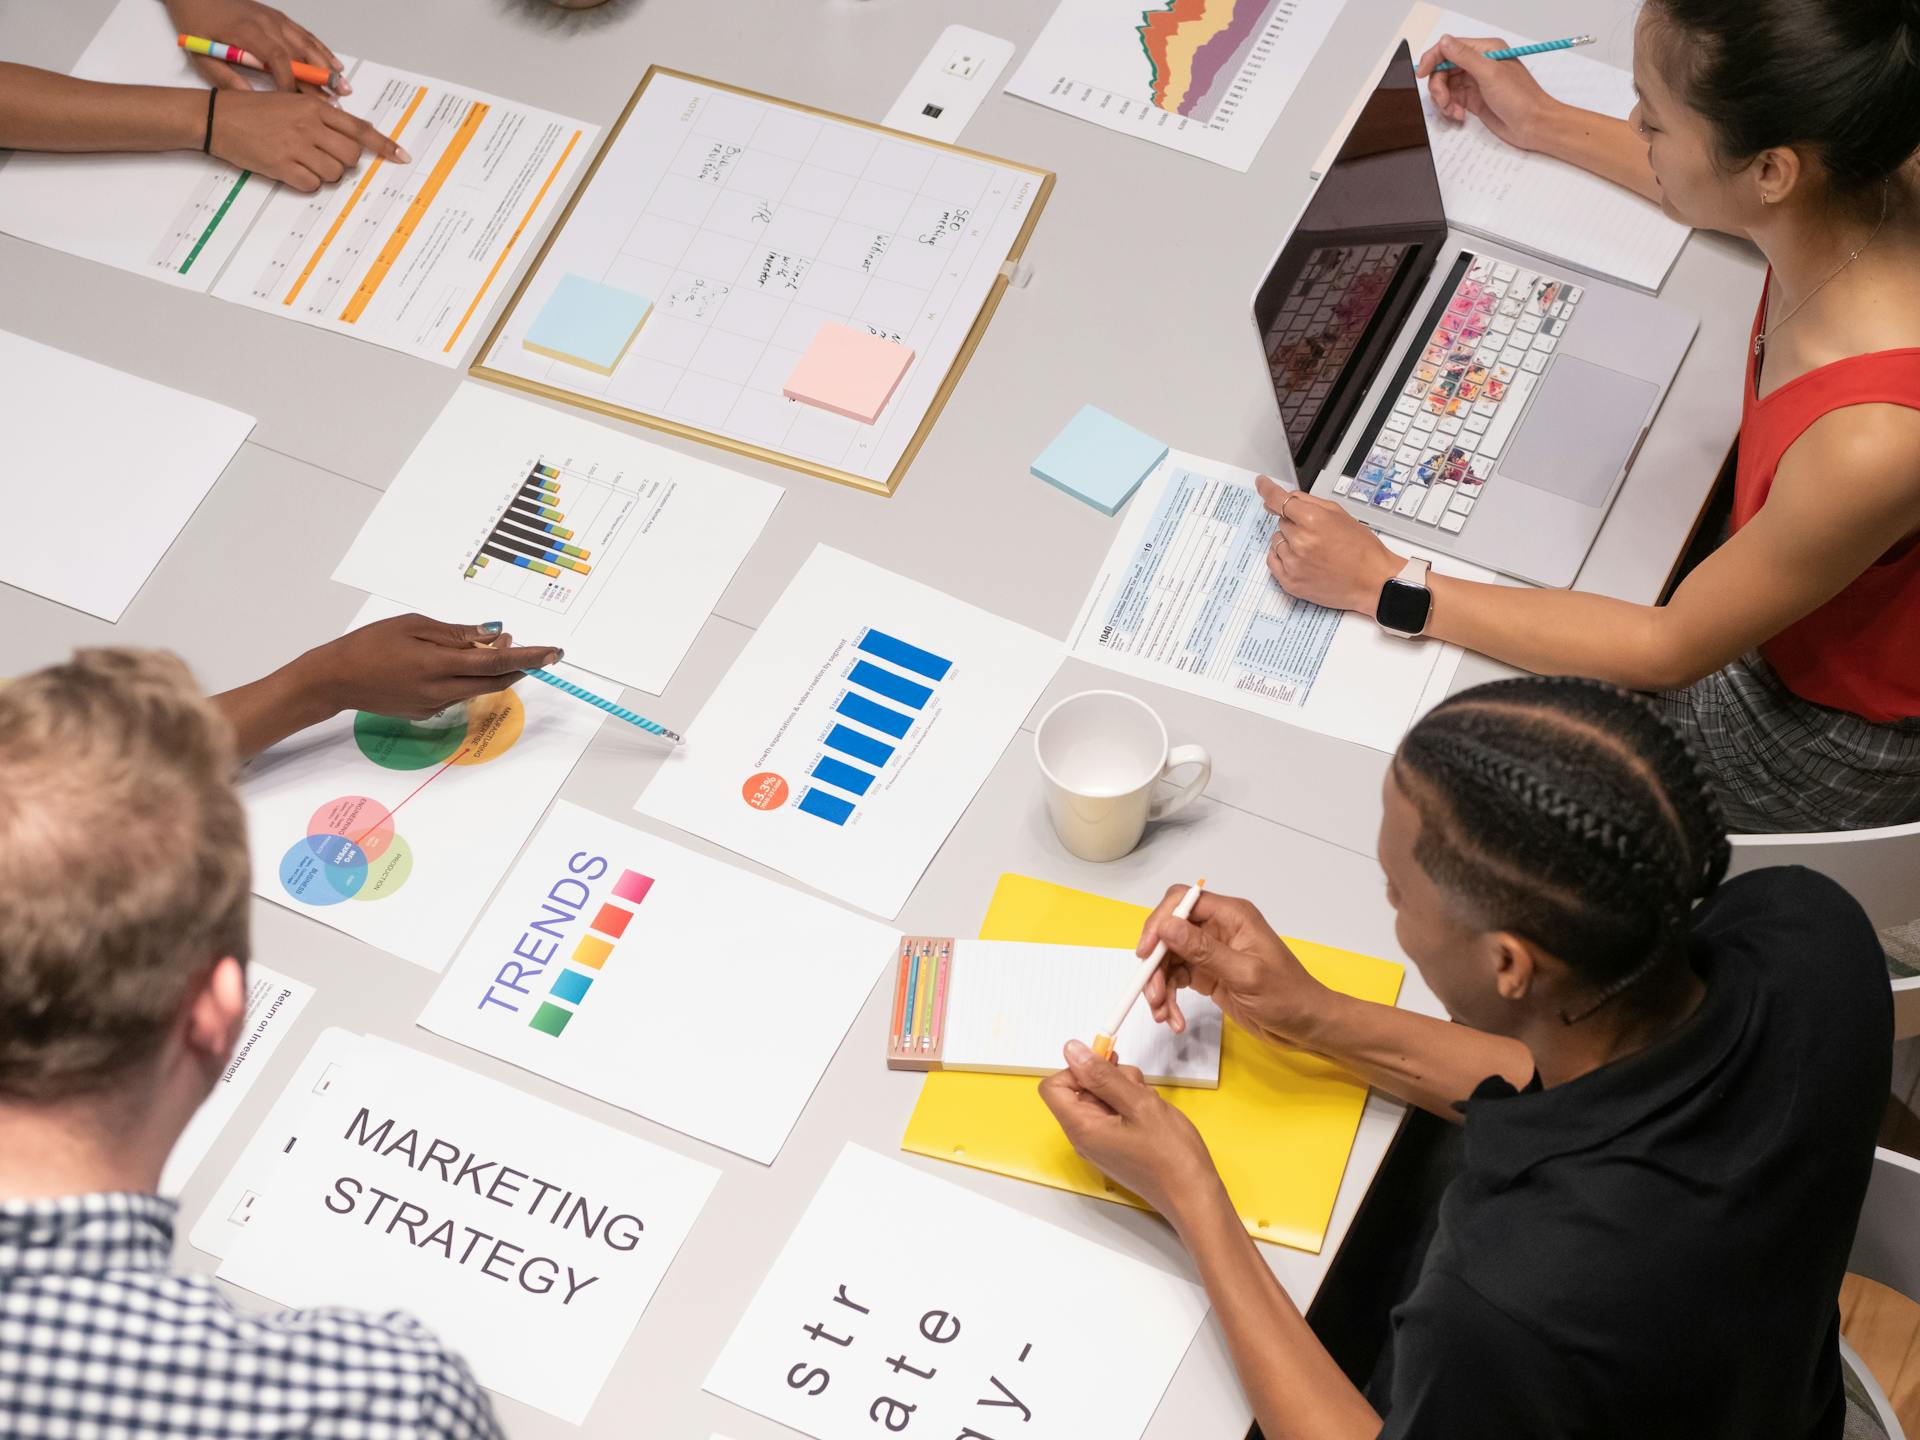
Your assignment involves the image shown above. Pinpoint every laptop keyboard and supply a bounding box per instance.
[1334,255,1583,534]
[1266,242,1412,451]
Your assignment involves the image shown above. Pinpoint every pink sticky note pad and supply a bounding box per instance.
[783,323,915,424]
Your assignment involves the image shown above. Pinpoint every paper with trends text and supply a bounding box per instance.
[214,1034,718,1425]
[418,801,897,1164]
[0,330,254,621]
[239,597,602,970]
[160,965,314,1197]
[1065,450,1471,753]
[333,385,781,695]
[0,0,285,289]
[705,1143,1209,1440]
[210,62,596,363]
[634,546,1062,919]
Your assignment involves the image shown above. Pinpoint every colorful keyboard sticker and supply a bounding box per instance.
[1346,258,1584,535]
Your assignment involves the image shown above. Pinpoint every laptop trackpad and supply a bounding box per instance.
[1500,355,1659,507]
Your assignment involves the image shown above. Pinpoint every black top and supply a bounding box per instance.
[1371,867,1891,1439]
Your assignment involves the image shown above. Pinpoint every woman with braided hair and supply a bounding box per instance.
[1041,677,1891,1439]
[1257,0,1920,833]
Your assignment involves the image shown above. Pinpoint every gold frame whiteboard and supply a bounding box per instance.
[471,67,1055,497]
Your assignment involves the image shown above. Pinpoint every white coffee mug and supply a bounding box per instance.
[1034,690,1212,862]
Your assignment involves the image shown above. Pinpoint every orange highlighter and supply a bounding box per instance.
[1091,879,1207,1061]
[177,34,345,92]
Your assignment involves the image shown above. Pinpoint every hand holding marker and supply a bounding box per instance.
[1091,879,1207,1061]
[1431,34,1595,72]
[472,627,683,743]
[177,34,347,92]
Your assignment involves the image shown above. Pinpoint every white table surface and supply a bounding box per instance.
[0,1,1761,1435]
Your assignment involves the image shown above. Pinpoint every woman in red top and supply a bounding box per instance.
[1265,0,1920,833]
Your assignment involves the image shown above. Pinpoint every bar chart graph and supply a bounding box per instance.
[796,628,954,828]
[461,454,662,616]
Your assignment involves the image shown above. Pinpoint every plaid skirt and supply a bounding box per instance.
[1647,653,1920,835]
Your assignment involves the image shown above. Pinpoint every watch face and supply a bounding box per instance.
[1378,578,1433,635]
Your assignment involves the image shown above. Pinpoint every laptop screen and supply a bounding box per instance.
[1255,43,1448,486]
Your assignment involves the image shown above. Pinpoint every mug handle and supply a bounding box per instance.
[1149,744,1212,822]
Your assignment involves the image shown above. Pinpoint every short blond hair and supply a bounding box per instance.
[0,649,250,1102]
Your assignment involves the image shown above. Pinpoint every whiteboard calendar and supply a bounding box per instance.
[475,69,1052,494]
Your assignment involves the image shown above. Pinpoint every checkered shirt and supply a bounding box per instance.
[0,1191,503,1439]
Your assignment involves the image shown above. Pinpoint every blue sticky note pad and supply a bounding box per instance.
[1030,405,1169,515]
[522,274,652,374]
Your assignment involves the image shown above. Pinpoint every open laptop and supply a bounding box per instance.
[1251,43,1696,588]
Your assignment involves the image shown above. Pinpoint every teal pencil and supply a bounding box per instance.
[1432,34,1595,72]
[524,667,683,743]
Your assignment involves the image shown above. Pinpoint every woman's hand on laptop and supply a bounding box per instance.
[1415,33,1558,151]
[1257,475,1402,616]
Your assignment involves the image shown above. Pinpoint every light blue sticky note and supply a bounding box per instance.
[522,274,652,374]
[1030,405,1169,516]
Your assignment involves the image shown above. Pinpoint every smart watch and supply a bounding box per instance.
[1376,557,1433,638]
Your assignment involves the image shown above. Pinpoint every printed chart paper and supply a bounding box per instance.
[1066,452,1465,753]
[636,547,1061,918]
[216,1036,719,1424]
[212,63,595,363]
[705,1144,1208,1440]
[0,330,253,621]
[240,598,601,970]
[476,70,1047,491]
[334,386,780,693]
[0,0,281,289]
[160,965,313,1196]
[1006,0,1344,171]
[420,801,896,1163]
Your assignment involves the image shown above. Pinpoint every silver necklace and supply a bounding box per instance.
[1755,178,1892,359]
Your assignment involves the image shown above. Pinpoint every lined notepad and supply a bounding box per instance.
[886,937,1223,1087]
[1314,4,1690,292]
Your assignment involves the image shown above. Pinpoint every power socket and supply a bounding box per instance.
[881,25,1015,143]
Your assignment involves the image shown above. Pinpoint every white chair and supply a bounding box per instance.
[1842,1147,1920,1439]
[1728,820,1920,1039]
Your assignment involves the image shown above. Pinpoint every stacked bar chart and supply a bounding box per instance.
[461,455,653,616]
[796,629,953,827]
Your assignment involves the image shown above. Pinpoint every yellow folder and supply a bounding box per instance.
[901,873,1404,1253]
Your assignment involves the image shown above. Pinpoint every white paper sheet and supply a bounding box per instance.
[1065,451,1469,753]
[333,386,780,694]
[939,940,1222,1086]
[211,63,595,363]
[214,1035,719,1425]
[635,547,1061,919]
[240,597,602,970]
[0,330,254,621]
[1313,5,1689,291]
[705,1144,1209,1440]
[474,70,1043,489]
[419,801,895,1163]
[160,965,314,1196]
[1005,0,1345,172]
[0,0,279,289]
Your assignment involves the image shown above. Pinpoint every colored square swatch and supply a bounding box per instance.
[1030,404,1168,516]
[612,869,654,905]
[591,902,633,939]
[550,969,593,1004]
[782,323,914,424]
[521,273,652,374]
[572,935,614,970]
[529,1001,573,1037]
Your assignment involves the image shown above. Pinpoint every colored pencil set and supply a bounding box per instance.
[889,935,952,1066]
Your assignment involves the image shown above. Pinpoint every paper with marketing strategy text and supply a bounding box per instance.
[635,546,1061,919]
[213,1033,718,1425]
[705,1143,1209,1440]
[1066,451,1466,753]
[419,802,896,1163]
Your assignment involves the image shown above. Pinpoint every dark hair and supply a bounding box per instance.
[1644,0,1920,191]
[1394,676,1731,1022]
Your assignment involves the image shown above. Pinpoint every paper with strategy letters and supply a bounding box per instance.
[705,1143,1208,1440]
[212,1032,719,1424]
[419,801,896,1163]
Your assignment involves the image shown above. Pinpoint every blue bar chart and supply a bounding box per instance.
[798,627,952,827]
